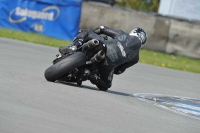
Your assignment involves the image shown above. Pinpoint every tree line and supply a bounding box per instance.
[115,0,160,12]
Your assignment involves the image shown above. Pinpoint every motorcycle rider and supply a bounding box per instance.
[59,26,147,91]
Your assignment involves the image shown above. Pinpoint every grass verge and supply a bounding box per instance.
[0,28,71,47]
[1,28,200,74]
[140,50,200,74]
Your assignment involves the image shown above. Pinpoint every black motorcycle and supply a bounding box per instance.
[44,39,106,86]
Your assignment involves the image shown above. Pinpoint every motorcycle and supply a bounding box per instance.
[44,39,106,86]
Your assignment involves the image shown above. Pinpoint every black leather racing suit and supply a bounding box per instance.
[86,26,142,91]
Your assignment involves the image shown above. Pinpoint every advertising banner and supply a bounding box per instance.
[0,0,83,40]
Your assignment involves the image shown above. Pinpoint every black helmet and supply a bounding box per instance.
[129,27,147,47]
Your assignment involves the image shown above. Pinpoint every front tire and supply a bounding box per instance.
[44,52,86,82]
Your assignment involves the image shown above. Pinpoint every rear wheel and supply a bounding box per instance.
[44,52,86,82]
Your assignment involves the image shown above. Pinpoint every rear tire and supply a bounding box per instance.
[44,52,86,82]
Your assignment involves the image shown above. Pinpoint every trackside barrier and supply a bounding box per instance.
[80,2,200,59]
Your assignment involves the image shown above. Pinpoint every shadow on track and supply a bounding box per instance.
[56,81,131,97]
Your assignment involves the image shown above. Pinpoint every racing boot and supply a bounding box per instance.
[59,29,88,55]
[59,45,78,55]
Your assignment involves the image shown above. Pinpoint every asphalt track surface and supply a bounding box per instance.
[0,37,200,133]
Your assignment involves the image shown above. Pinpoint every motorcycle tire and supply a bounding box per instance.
[44,52,86,82]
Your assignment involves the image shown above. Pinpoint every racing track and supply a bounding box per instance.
[0,37,200,133]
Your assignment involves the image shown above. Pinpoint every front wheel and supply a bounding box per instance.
[44,52,86,82]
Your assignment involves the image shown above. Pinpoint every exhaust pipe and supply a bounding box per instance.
[90,50,105,64]
[82,39,99,53]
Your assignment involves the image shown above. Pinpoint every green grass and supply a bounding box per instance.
[140,49,200,73]
[1,27,200,74]
[0,28,71,47]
